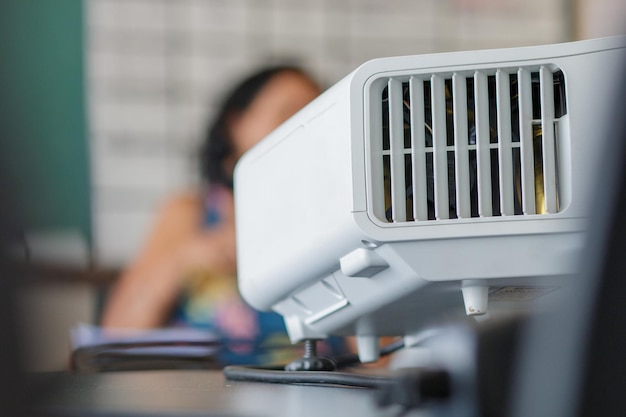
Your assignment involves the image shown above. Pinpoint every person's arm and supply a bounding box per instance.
[100,191,236,329]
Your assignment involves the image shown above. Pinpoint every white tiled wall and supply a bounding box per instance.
[86,0,572,267]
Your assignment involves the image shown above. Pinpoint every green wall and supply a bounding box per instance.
[0,0,91,242]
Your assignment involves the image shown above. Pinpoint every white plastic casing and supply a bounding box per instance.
[234,37,626,358]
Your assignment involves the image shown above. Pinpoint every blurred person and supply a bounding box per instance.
[101,65,330,364]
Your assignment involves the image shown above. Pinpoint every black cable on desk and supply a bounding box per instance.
[223,363,452,414]
[223,365,394,388]
[223,337,408,388]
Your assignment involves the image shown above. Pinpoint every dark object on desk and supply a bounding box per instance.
[0,259,27,415]
[376,368,451,409]
[0,77,31,415]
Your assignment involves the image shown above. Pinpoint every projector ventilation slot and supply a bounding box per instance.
[377,66,567,223]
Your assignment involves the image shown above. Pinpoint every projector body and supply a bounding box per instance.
[234,37,626,361]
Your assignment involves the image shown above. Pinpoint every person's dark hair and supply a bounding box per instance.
[200,64,317,189]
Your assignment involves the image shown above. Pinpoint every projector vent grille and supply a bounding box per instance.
[372,66,567,223]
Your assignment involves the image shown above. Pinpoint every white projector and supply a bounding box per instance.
[234,37,626,362]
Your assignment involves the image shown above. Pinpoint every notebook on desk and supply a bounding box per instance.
[69,324,304,372]
[69,324,222,372]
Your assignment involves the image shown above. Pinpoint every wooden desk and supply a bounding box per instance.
[32,370,421,417]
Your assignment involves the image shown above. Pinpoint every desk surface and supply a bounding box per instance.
[33,369,426,417]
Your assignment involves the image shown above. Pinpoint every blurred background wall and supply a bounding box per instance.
[3,0,624,371]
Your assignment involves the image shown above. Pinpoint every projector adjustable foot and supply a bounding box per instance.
[462,281,489,316]
[284,339,336,371]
